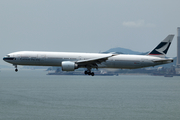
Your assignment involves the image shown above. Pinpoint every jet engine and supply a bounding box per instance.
[61,61,78,71]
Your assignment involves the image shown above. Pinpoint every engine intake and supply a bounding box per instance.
[61,61,78,71]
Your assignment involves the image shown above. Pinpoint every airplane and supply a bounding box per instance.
[3,34,174,76]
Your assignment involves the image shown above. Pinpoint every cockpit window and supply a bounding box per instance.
[5,55,10,57]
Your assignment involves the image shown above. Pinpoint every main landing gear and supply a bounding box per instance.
[14,65,18,72]
[84,70,94,76]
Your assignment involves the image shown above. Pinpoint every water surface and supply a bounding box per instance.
[0,70,180,120]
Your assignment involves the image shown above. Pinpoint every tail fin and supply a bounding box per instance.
[147,35,174,58]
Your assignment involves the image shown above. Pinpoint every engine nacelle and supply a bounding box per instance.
[61,61,78,71]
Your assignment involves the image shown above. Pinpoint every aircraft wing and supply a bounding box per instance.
[76,54,115,67]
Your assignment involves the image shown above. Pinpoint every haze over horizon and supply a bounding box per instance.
[1,0,180,65]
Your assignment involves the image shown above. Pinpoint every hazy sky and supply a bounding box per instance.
[1,0,180,65]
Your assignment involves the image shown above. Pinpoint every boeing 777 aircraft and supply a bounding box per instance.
[3,35,174,76]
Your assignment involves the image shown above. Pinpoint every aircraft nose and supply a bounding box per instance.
[3,56,15,61]
[3,57,9,61]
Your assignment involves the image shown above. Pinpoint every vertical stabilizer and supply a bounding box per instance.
[147,35,174,58]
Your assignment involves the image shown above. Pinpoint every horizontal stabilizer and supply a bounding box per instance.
[152,58,173,63]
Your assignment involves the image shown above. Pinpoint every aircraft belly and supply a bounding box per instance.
[115,60,140,69]
[100,59,156,69]
[99,60,141,69]
[40,59,61,66]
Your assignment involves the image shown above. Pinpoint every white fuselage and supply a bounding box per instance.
[3,51,172,69]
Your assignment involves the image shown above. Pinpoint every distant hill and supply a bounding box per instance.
[105,47,143,54]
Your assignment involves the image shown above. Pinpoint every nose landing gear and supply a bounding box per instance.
[14,65,18,72]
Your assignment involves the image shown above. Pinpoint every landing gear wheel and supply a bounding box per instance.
[84,68,95,76]
[84,71,88,75]
[84,71,95,76]
[91,72,94,76]
[15,69,18,72]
